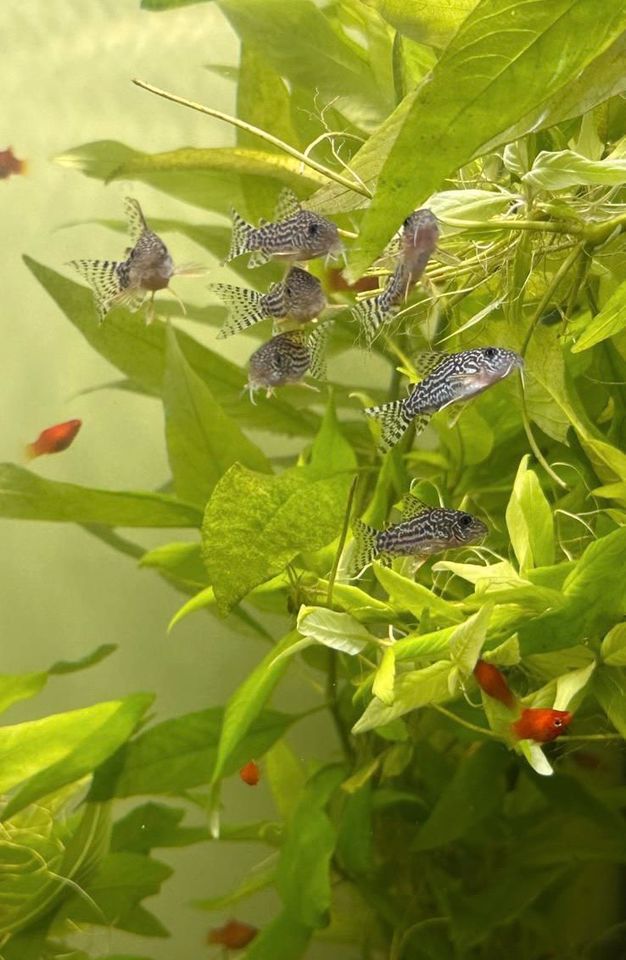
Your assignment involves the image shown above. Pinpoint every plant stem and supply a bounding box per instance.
[327,475,359,607]
[132,78,372,198]
[431,703,499,738]
[520,385,569,491]
[520,243,583,356]
[562,734,624,741]
[441,216,582,235]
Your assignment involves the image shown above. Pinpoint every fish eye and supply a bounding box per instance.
[553,717,563,727]
[308,221,320,237]
[484,347,497,359]
[459,514,474,527]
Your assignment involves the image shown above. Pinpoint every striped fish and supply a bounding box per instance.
[211,267,326,339]
[246,323,331,401]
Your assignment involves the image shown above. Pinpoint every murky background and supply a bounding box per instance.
[1,2,339,955]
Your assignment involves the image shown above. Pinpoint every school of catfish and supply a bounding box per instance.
[60,187,574,748]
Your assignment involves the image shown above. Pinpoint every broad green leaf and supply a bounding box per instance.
[449,605,493,675]
[111,802,207,853]
[353,660,452,733]
[523,149,626,191]
[266,740,306,820]
[372,646,395,706]
[349,0,626,274]
[369,0,479,47]
[91,705,295,798]
[163,326,270,506]
[194,858,276,911]
[374,564,464,622]
[336,782,373,877]
[592,667,626,738]
[140,541,207,589]
[0,695,153,820]
[414,742,509,850]
[601,623,626,666]
[428,188,517,229]
[276,766,343,928]
[0,673,47,716]
[211,633,301,784]
[0,464,201,528]
[297,606,375,655]
[581,437,626,484]
[25,258,319,438]
[506,455,554,571]
[553,662,595,711]
[525,322,595,443]
[572,278,626,352]
[483,635,520,667]
[241,910,310,960]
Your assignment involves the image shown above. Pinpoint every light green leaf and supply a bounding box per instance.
[523,148,626,191]
[483,635,521,667]
[140,541,207,589]
[240,910,310,960]
[142,0,211,8]
[601,623,626,666]
[297,606,375,655]
[374,564,464,622]
[525,324,595,443]
[168,586,217,631]
[372,646,396,706]
[0,695,153,820]
[449,605,493,675]
[0,464,201,528]
[349,0,626,274]
[506,455,554,571]
[572,279,626,352]
[353,660,452,733]
[163,326,270,506]
[265,741,306,820]
[0,672,47,717]
[581,437,626,484]
[370,0,479,47]
[553,662,595,711]
[518,740,554,777]
[429,188,518,229]
[592,667,626,738]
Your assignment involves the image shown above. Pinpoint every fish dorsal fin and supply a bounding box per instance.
[413,350,448,378]
[307,321,332,380]
[124,197,148,243]
[258,217,270,226]
[400,494,430,521]
[274,187,302,222]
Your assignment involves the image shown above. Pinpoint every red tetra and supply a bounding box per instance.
[512,708,572,743]
[473,659,516,710]
[239,760,260,786]
[25,419,82,460]
[0,146,26,179]
[208,919,258,950]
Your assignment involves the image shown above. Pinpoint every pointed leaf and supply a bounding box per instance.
[506,455,554,571]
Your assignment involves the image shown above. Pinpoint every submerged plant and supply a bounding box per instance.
[3,1,626,958]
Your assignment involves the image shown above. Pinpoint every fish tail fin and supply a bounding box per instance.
[227,209,254,262]
[352,295,390,346]
[210,283,267,338]
[69,258,122,324]
[307,321,332,380]
[351,519,380,575]
[24,443,36,462]
[365,398,415,453]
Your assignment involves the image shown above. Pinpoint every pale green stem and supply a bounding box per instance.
[441,216,582,235]
[431,703,499,738]
[132,78,372,198]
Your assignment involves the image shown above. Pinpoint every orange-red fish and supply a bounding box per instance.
[239,760,260,786]
[207,919,258,949]
[25,419,82,460]
[511,708,572,743]
[0,146,26,179]
[473,659,516,710]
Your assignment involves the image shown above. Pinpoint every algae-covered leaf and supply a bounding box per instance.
[505,455,554,572]
[0,695,153,820]
[163,326,270,506]
[353,660,452,733]
[0,464,201,528]
[370,0,479,47]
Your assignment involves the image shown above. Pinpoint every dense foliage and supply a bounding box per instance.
[2,1,626,958]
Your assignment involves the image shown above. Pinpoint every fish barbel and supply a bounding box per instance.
[366,346,523,452]
[227,188,342,268]
[211,266,326,339]
[350,494,487,575]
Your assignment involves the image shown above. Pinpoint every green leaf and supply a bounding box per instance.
[523,148,626,191]
[372,646,396,706]
[353,660,452,733]
[0,464,201,528]
[414,742,509,850]
[142,0,211,9]
[552,662,595,711]
[194,858,276,911]
[374,564,465,622]
[239,910,310,960]
[111,802,208,853]
[572,278,626,352]
[336,782,373,877]
[349,0,626,274]
[0,695,153,820]
[297,606,376,655]
[140,541,207,589]
[370,0,479,47]
[601,623,626,666]
[211,633,301,784]
[592,667,626,738]
[449,605,493,675]
[163,326,270,506]
[505,455,554,571]
[582,437,626,485]
[265,741,306,820]
[48,643,117,676]
[0,672,47,716]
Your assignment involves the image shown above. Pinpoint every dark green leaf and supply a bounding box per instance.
[111,802,208,853]
[240,910,310,960]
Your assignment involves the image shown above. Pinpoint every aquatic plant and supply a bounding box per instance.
[2,0,626,957]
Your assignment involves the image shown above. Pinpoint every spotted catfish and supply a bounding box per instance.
[353,209,439,344]
[246,323,331,401]
[70,197,199,324]
[351,494,487,575]
[211,267,326,339]
[227,188,342,269]
[366,346,523,452]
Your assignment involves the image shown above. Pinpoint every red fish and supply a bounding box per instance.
[239,760,260,786]
[207,919,258,949]
[473,659,516,710]
[0,147,26,179]
[512,708,572,743]
[25,419,82,460]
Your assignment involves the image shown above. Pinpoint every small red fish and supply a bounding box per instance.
[207,919,258,950]
[239,760,260,786]
[0,147,26,179]
[25,419,82,460]
[473,659,516,710]
[512,708,572,743]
